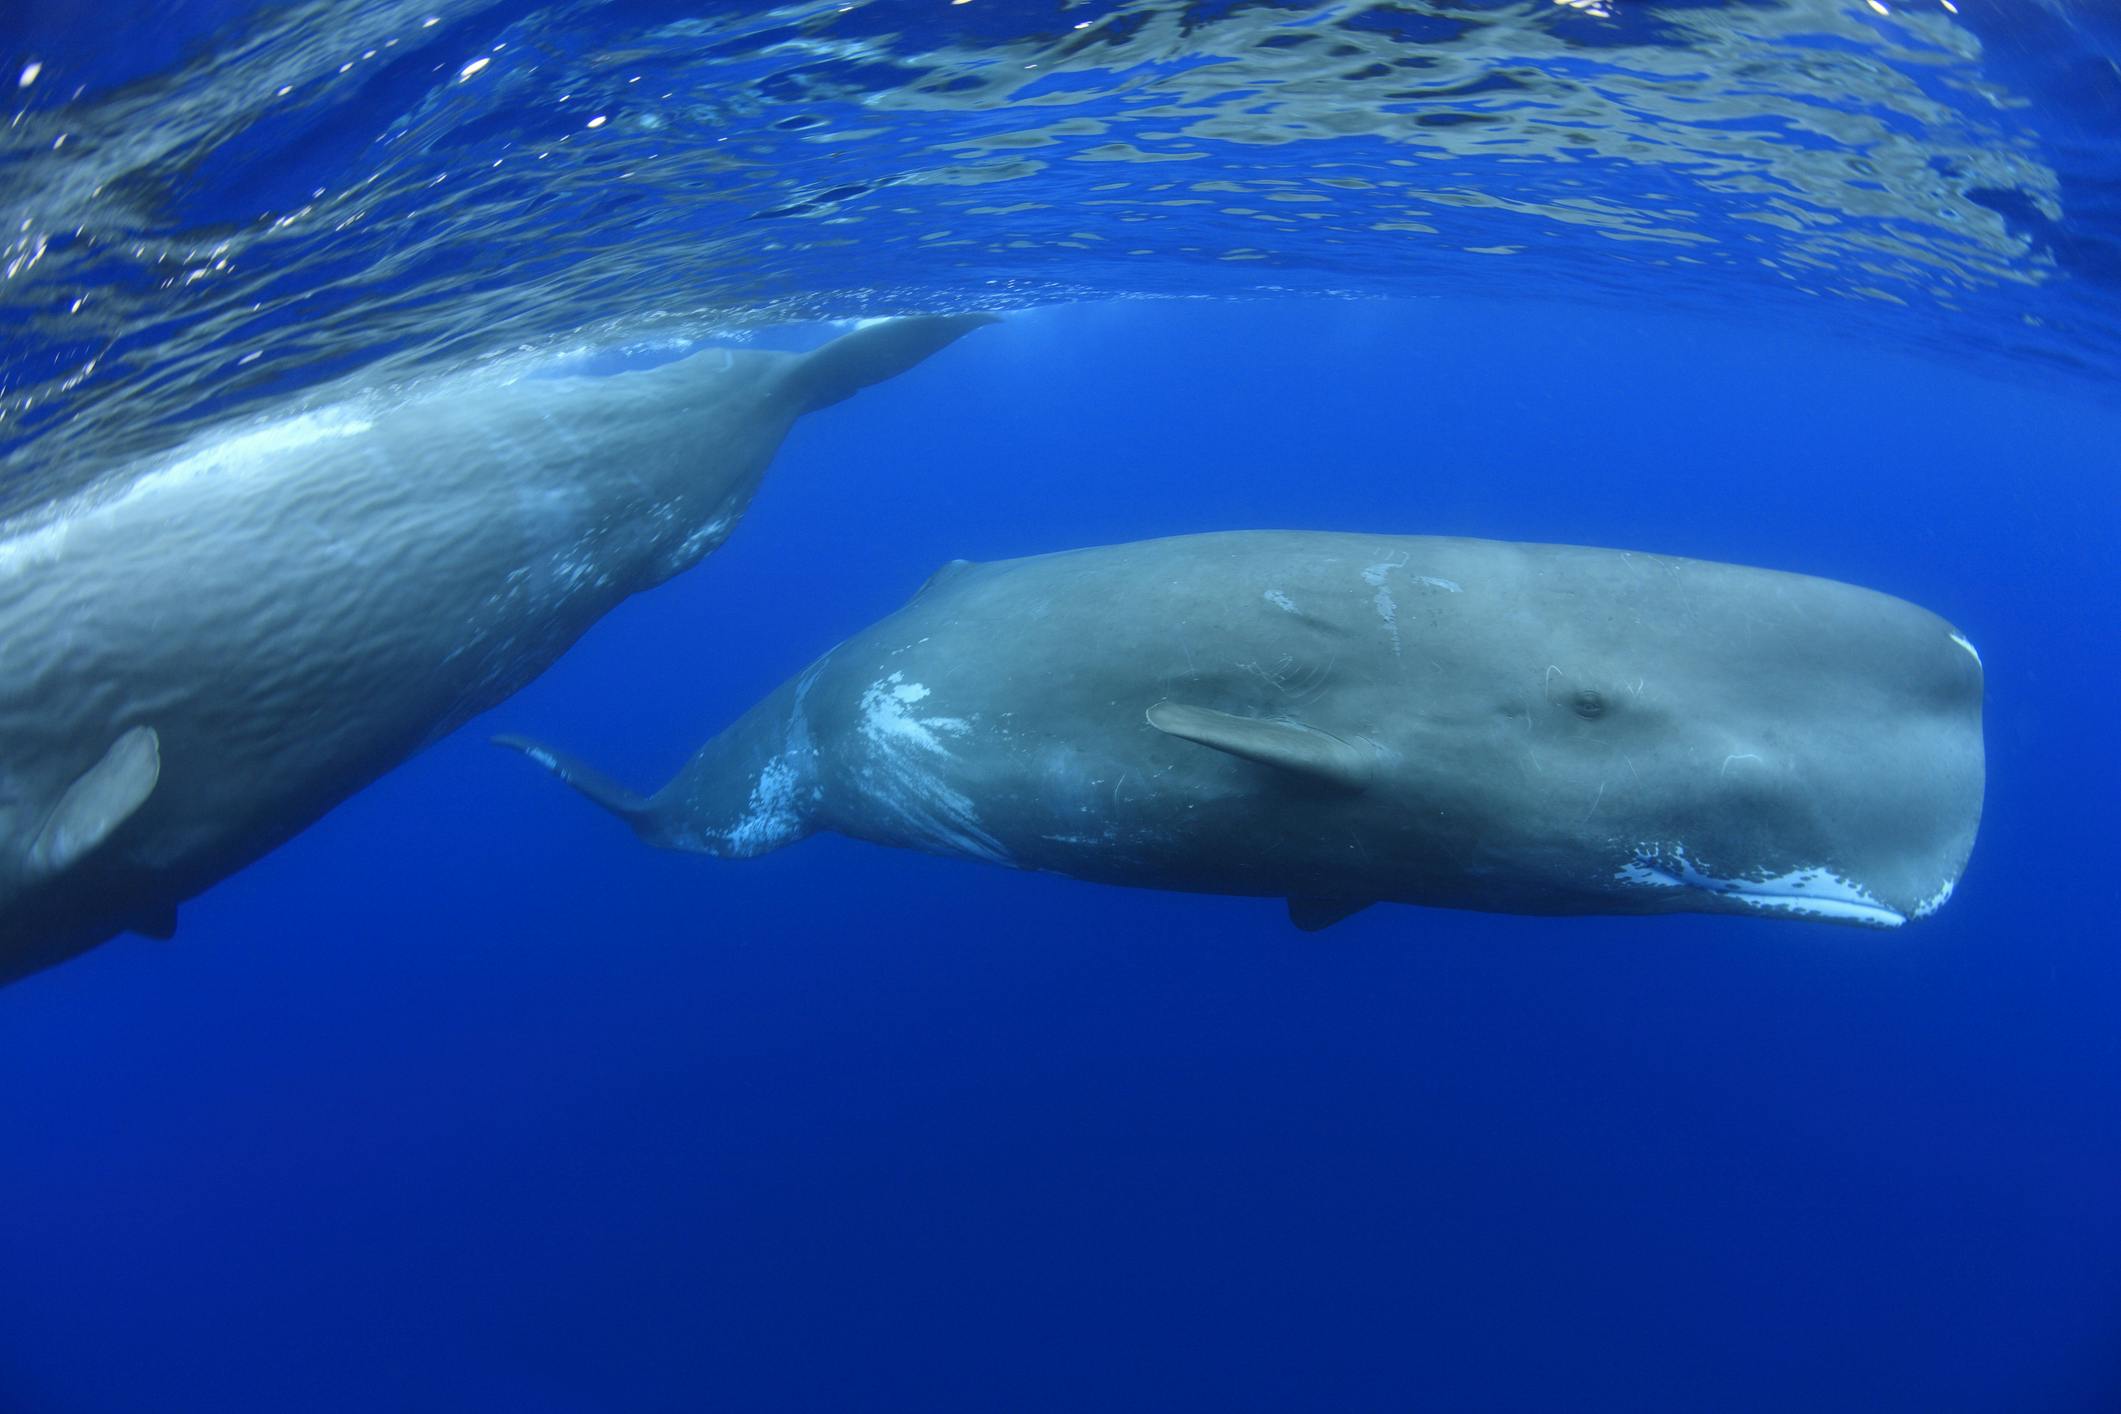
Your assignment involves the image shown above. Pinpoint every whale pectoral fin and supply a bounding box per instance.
[28,726,161,877]
[1146,703,1372,792]
[1287,897,1375,932]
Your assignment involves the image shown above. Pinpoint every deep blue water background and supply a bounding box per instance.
[4,297,2118,1411]
[6,0,2121,1407]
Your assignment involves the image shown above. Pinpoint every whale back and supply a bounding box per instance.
[0,315,995,987]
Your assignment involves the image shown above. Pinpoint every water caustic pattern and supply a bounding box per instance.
[0,0,2090,509]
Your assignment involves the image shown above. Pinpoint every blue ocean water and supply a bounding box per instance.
[3,2,2120,1411]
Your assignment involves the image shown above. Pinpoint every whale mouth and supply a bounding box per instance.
[1617,846,1907,928]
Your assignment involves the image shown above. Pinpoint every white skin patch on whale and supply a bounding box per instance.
[1359,557,1460,655]
[857,672,1011,864]
[1263,589,1298,613]
[1616,843,1907,927]
[860,673,949,756]
[1363,561,1404,656]
[1912,876,1956,919]
[672,514,735,565]
[1373,586,1401,655]
[722,757,804,856]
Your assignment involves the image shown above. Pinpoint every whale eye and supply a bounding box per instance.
[1572,689,1606,720]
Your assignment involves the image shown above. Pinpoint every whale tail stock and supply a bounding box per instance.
[492,733,668,836]
[779,312,999,414]
[496,679,818,860]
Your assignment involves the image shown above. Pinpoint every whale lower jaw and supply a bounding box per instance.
[1616,845,1913,928]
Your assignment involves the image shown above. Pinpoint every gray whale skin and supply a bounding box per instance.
[506,530,1984,933]
[0,314,992,985]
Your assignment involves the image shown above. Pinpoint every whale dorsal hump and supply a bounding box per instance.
[913,558,978,599]
[29,726,161,877]
[1287,897,1375,932]
[1145,703,1372,793]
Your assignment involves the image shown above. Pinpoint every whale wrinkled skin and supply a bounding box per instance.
[0,313,994,985]
[506,530,1984,933]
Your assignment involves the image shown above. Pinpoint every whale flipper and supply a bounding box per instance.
[782,314,1000,414]
[29,726,161,877]
[1287,897,1374,932]
[1146,703,1372,792]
